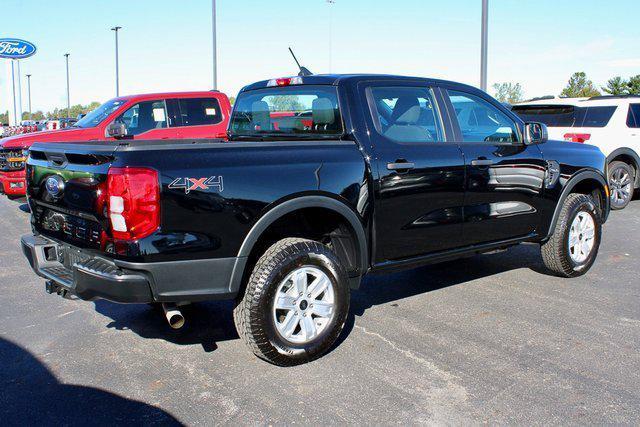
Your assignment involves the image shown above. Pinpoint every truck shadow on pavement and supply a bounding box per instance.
[334,242,548,350]
[93,299,239,353]
[93,243,548,357]
[0,337,182,425]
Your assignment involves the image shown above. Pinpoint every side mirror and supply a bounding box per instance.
[524,122,548,145]
[105,122,127,139]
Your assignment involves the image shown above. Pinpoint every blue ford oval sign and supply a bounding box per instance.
[0,38,37,59]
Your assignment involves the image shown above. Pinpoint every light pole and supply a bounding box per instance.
[64,53,70,118]
[327,0,335,72]
[111,26,122,96]
[26,74,32,120]
[211,0,217,90]
[480,0,488,91]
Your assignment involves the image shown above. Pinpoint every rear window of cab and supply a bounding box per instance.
[229,85,343,138]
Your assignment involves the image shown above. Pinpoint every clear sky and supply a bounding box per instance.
[2,0,639,113]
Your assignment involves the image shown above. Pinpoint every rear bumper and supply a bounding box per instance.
[21,234,244,304]
[0,169,26,196]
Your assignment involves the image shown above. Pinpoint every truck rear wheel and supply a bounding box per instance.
[541,193,601,277]
[233,238,350,366]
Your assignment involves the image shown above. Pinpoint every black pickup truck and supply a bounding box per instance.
[21,74,610,365]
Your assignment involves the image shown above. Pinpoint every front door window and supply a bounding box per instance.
[114,100,168,136]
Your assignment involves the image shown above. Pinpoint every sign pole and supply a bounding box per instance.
[16,59,22,123]
[11,60,17,126]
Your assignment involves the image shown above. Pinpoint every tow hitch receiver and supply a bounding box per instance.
[45,280,68,298]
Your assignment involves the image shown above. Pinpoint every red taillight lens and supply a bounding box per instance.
[107,167,160,241]
[564,133,591,143]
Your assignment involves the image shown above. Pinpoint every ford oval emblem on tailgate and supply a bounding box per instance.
[46,175,65,199]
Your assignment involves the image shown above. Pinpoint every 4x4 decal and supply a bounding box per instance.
[168,176,224,194]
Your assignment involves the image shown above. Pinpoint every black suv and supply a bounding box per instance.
[22,74,609,365]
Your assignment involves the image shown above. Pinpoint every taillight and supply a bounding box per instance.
[267,76,303,87]
[107,167,160,241]
[564,133,591,143]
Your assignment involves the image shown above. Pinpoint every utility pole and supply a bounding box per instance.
[26,74,32,120]
[111,26,122,96]
[64,53,70,118]
[480,0,488,91]
[327,0,335,73]
[211,0,217,90]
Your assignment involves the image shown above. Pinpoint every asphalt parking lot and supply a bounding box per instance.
[1,196,639,425]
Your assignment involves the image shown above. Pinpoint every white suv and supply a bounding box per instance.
[513,96,640,210]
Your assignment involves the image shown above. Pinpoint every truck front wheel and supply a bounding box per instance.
[233,238,350,366]
[541,193,602,277]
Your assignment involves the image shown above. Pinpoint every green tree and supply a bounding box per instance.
[43,102,101,119]
[492,82,524,104]
[627,75,640,95]
[602,76,628,95]
[268,95,305,112]
[561,72,601,98]
[1,111,9,125]
[85,101,101,112]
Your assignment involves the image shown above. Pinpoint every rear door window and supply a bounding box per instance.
[170,98,223,127]
[627,104,640,128]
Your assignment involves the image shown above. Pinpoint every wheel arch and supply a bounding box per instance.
[545,170,609,239]
[228,195,369,294]
[607,147,640,188]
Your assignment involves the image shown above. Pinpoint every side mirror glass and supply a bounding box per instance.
[105,122,127,139]
[524,122,548,145]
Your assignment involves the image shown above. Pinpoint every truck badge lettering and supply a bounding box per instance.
[168,176,223,194]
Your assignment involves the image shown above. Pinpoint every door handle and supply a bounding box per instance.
[387,161,415,171]
[471,158,494,166]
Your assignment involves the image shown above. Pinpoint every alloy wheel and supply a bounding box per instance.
[272,266,336,344]
[610,166,632,208]
[568,211,596,264]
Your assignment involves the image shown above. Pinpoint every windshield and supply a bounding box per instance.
[74,99,126,128]
[229,85,343,139]
[512,105,617,128]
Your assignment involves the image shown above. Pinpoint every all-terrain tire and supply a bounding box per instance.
[541,193,601,277]
[233,238,350,366]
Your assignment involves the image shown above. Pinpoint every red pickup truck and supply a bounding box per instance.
[0,91,231,198]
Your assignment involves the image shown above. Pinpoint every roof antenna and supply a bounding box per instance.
[289,47,313,77]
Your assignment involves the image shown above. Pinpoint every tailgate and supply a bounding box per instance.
[26,142,118,249]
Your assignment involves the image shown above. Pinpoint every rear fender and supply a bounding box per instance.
[228,195,369,293]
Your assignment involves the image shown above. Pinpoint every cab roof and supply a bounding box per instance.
[240,73,480,94]
[112,91,222,103]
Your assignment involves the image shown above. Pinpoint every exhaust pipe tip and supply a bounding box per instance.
[162,304,185,329]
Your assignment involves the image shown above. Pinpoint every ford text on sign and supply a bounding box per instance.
[0,39,37,59]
